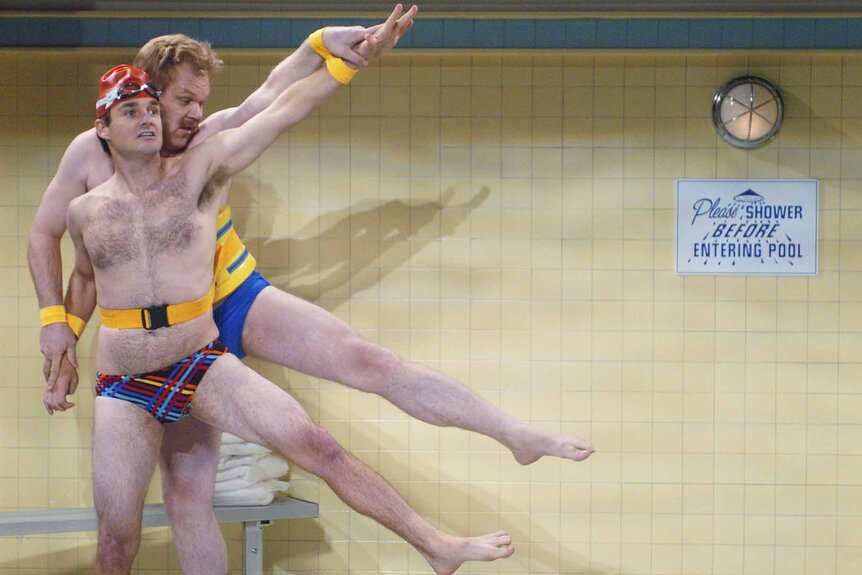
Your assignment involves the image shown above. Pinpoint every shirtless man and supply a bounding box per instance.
[32,8,424,572]
[69,62,516,575]
[30,4,593,571]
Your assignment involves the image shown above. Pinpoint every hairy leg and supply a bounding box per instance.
[242,286,594,464]
[92,397,163,575]
[159,417,226,575]
[191,354,514,575]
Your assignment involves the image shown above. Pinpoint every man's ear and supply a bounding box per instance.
[95,117,109,141]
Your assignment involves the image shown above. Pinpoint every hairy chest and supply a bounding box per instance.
[86,179,203,270]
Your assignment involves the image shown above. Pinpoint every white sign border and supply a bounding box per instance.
[675,179,819,277]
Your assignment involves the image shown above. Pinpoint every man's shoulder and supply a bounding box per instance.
[67,180,109,223]
[67,128,104,158]
[68,182,100,206]
[59,128,114,187]
[60,129,107,170]
[66,188,92,223]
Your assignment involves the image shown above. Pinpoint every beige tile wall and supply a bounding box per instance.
[2,47,861,574]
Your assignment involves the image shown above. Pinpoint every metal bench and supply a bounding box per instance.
[0,497,318,575]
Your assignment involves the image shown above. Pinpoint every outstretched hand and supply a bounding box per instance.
[356,4,418,61]
[321,26,370,68]
[319,5,417,68]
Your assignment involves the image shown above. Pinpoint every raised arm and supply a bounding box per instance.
[193,4,416,142]
[28,130,99,381]
[193,28,364,140]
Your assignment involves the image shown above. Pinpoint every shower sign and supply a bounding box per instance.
[676,179,818,275]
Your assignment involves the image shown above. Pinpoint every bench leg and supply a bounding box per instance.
[243,519,271,575]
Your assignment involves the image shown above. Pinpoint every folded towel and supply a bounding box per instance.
[214,487,275,506]
[212,480,291,506]
[217,454,263,471]
[214,476,259,493]
[247,455,289,483]
[215,464,249,483]
[215,454,289,484]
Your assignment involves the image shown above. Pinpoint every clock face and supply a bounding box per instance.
[713,77,784,148]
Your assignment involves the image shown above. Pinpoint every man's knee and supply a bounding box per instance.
[162,470,215,519]
[97,525,140,567]
[340,337,400,393]
[289,424,348,476]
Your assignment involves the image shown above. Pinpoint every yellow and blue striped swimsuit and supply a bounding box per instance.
[214,205,257,302]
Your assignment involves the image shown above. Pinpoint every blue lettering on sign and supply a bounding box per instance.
[691,197,738,224]
[745,204,803,219]
[693,242,762,258]
[768,242,803,258]
[686,188,807,268]
[711,222,779,239]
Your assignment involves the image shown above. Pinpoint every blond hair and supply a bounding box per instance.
[133,34,223,91]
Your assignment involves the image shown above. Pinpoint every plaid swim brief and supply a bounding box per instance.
[95,339,228,424]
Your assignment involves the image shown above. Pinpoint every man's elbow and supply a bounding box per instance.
[28,226,63,250]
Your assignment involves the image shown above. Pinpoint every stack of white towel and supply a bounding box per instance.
[213,433,291,506]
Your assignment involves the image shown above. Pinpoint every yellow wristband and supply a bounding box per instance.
[40,305,67,327]
[325,57,357,85]
[66,313,86,338]
[308,28,333,60]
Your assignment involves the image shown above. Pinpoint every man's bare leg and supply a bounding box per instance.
[159,417,227,575]
[92,398,164,575]
[242,287,594,464]
[191,353,515,575]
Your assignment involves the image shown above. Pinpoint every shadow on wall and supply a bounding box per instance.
[228,175,491,305]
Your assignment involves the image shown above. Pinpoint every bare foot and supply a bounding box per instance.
[422,531,514,575]
[508,423,595,465]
